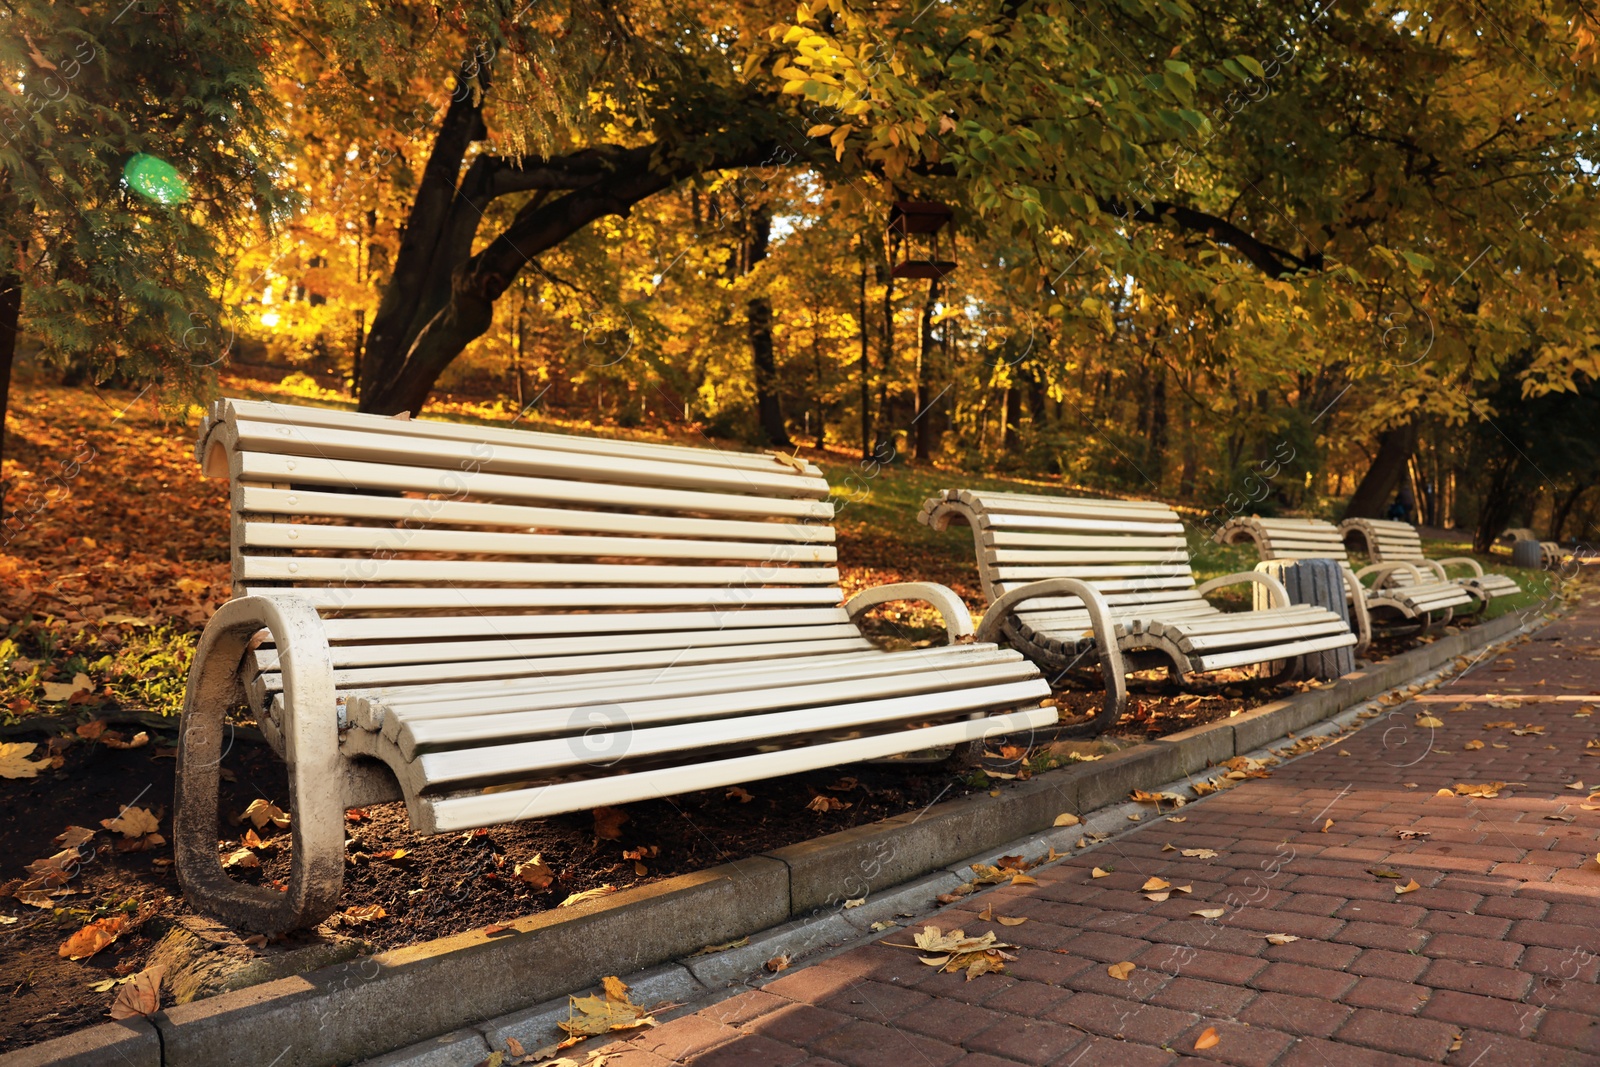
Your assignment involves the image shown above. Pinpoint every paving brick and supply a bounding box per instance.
[1041,1035,1178,1066]
[1342,976,1432,1015]
[1147,976,1257,1017]
[961,1019,1086,1066]
[1238,990,1354,1037]
[1349,949,1431,982]
[1060,929,1158,963]
[690,1033,810,1067]
[1511,920,1600,954]
[1251,961,1359,999]
[897,999,1009,1045]
[749,1003,857,1046]
[1333,920,1429,952]
[1417,910,1513,939]
[1336,1007,1463,1059]
[1264,937,1364,969]
[1418,988,1542,1037]
[625,1016,744,1061]
[1156,948,1267,986]
[1334,900,1428,926]
[1538,1009,1600,1053]
[1171,1019,1297,1066]
[705,988,791,1027]
[1278,1036,1437,1066]
[807,1021,967,1067]
[1421,932,1525,967]
[1042,991,1198,1045]
[1422,958,1535,1000]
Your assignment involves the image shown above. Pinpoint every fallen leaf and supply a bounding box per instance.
[341,904,387,922]
[1368,867,1403,879]
[1436,788,1456,797]
[807,795,849,813]
[725,786,754,803]
[1169,816,1187,823]
[0,741,51,779]
[101,731,149,751]
[1448,1033,1463,1052]
[53,826,96,849]
[505,1036,526,1058]
[1464,740,1485,751]
[1416,715,1445,728]
[869,921,897,932]
[1191,908,1225,919]
[1053,812,1081,827]
[1091,867,1111,878]
[1265,934,1299,945]
[101,807,159,838]
[41,673,93,702]
[1181,849,1220,859]
[1142,877,1171,892]
[1145,892,1171,902]
[1107,961,1135,981]
[995,915,1029,927]
[1010,874,1038,887]
[1321,819,1334,833]
[843,896,867,909]
[514,855,554,889]
[1453,782,1506,798]
[765,954,790,973]
[559,885,617,908]
[1567,782,1587,791]
[240,799,290,830]
[108,965,164,1020]
[592,806,629,839]
[222,847,260,869]
[1161,843,1177,852]
[1195,1026,1220,1050]
[60,916,129,960]
[1395,879,1421,895]
[558,976,656,1038]
[689,937,749,956]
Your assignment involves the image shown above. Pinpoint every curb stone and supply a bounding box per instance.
[1,608,1545,1067]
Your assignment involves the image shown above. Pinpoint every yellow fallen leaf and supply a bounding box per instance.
[996,916,1028,926]
[1127,814,1142,821]
[1195,1026,1220,1050]
[1145,892,1171,902]
[0,741,51,779]
[1181,849,1220,859]
[1142,877,1171,892]
[1011,874,1038,887]
[1464,740,1485,751]
[222,847,259,869]
[1436,788,1456,797]
[765,954,790,973]
[1416,715,1445,728]
[1192,908,1225,919]
[1091,867,1111,878]
[559,885,617,908]
[1395,879,1421,894]
[41,673,93,702]
[559,976,656,1038]
[1169,816,1186,823]
[1567,781,1586,790]
[1053,813,1081,827]
[1321,819,1334,832]
[240,799,290,830]
[342,904,387,922]
[1107,961,1135,980]
[1265,934,1299,945]
[101,807,159,839]
[59,916,129,960]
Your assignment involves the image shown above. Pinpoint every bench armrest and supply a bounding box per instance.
[175,595,345,934]
[1197,571,1290,610]
[1356,561,1426,588]
[1436,556,1485,578]
[845,582,975,644]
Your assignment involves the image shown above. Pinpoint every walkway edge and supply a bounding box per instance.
[1,609,1546,1067]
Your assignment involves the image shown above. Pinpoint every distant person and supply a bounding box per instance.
[1387,483,1415,524]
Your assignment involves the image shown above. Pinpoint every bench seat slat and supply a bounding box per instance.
[418,707,1059,834]
[312,607,852,644]
[232,452,835,521]
[411,677,1052,787]
[242,585,845,612]
[239,522,838,564]
[1194,632,1358,672]
[237,486,836,544]
[238,555,842,586]
[397,660,1044,758]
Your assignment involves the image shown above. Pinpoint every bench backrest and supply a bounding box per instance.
[921,489,1198,615]
[196,399,861,701]
[1339,518,1425,563]
[1215,516,1352,565]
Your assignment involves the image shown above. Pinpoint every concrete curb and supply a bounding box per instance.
[3,608,1545,1067]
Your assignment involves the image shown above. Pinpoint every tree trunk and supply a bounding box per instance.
[745,207,788,447]
[1002,379,1022,454]
[1551,483,1589,542]
[1144,354,1167,483]
[858,235,872,460]
[0,271,20,474]
[912,276,940,463]
[1473,458,1523,554]
[1343,422,1418,519]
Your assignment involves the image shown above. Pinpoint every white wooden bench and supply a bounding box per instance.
[175,400,1058,933]
[918,490,1357,734]
[1500,527,1539,544]
[1339,518,1520,605]
[1214,516,1477,651]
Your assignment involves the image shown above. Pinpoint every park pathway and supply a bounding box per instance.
[593,597,1600,1066]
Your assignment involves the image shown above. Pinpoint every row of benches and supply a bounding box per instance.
[175,400,1520,930]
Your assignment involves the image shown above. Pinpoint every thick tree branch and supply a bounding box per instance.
[1097,196,1321,278]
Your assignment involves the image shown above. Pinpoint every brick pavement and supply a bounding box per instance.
[600,600,1600,1066]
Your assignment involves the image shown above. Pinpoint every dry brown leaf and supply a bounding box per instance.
[1053,812,1081,827]
[1567,781,1587,790]
[1142,877,1171,892]
[514,855,554,889]
[1321,819,1334,833]
[995,916,1028,927]
[222,847,259,869]
[559,976,656,1038]
[1265,934,1299,945]
[240,799,290,830]
[342,904,387,922]
[559,885,617,908]
[1464,740,1485,751]
[1453,782,1506,798]
[1169,816,1186,823]
[108,965,164,1020]
[1191,908,1225,919]
[41,673,93,702]
[1091,867,1111,878]
[1010,874,1038,887]
[1145,891,1171,902]
[0,741,51,779]
[725,786,754,803]
[1181,848,1220,859]
[53,826,95,849]
[1107,961,1135,981]
[1194,1026,1220,1050]
[1416,715,1445,728]
[60,916,129,960]
[765,954,791,973]
[101,731,149,751]
[592,806,629,839]
[101,806,158,838]
[1395,879,1421,895]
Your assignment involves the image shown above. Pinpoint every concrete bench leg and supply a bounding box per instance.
[174,596,345,934]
